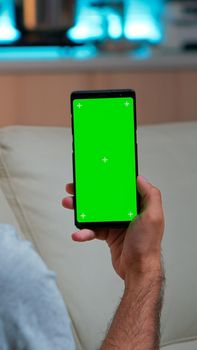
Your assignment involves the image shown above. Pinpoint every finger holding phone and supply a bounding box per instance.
[62,176,164,282]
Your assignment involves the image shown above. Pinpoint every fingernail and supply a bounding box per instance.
[140,176,149,182]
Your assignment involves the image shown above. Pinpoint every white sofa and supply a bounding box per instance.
[0,123,197,350]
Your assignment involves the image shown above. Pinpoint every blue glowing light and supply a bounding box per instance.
[130,45,152,60]
[107,12,123,40]
[0,0,164,48]
[125,19,162,42]
[68,44,98,60]
[0,45,98,61]
[68,0,163,44]
[68,7,105,43]
[68,0,124,42]
[124,0,163,43]
[0,0,21,43]
[0,47,63,60]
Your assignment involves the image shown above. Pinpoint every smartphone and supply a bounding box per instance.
[71,89,139,230]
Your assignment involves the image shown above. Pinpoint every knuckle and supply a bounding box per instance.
[151,187,162,198]
[157,215,164,228]
[145,211,163,227]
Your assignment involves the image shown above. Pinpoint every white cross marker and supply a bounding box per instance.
[77,103,83,109]
[128,211,133,218]
[80,213,86,219]
[125,101,130,107]
[102,157,109,163]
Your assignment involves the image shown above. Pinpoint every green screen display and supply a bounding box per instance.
[73,97,137,224]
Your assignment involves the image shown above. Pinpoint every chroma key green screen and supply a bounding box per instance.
[72,97,137,224]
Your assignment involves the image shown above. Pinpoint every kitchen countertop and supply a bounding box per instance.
[0,46,197,72]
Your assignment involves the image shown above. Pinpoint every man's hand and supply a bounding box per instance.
[62,176,165,349]
[62,176,164,284]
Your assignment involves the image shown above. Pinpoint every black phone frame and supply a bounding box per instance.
[71,89,140,230]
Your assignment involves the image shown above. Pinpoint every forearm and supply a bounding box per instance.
[101,266,165,350]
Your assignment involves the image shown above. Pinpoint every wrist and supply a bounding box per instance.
[124,257,164,291]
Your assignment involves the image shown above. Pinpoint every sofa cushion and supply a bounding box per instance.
[162,340,197,350]
[0,152,23,237]
[0,123,197,349]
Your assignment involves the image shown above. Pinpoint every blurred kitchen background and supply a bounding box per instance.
[0,0,197,127]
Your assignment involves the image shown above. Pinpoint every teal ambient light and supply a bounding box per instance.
[0,47,62,60]
[0,0,20,44]
[0,45,97,61]
[106,11,123,40]
[124,0,163,43]
[68,0,123,42]
[68,6,105,43]
[68,0,163,44]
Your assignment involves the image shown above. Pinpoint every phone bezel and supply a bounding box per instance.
[71,89,140,230]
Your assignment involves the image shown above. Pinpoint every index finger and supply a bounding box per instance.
[137,176,163,216]
[138,176,163,220]
[65,183,74,195]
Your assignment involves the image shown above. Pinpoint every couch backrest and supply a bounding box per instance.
[0,123,197,349]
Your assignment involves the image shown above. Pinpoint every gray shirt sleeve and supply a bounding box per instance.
[0,225,76,350]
